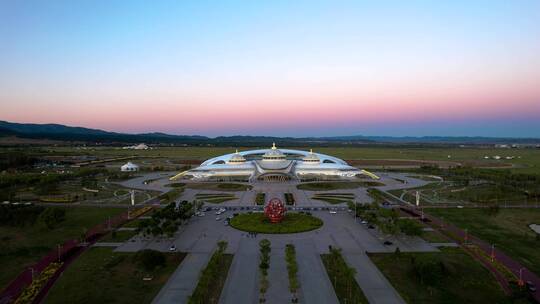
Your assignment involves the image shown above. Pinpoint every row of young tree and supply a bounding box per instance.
[136,201,194,237]
[259,239,271,303]
[285,244,300,303]
[188,241,228,304]
[348,202,424,237]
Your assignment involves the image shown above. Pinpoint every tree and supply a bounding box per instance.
[398,219,424,236]
[135,249,166,271]
[38,207,66,229]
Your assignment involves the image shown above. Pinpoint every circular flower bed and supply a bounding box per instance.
[230,212,323,234]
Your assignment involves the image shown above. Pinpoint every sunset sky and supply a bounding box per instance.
[1,1,540,137]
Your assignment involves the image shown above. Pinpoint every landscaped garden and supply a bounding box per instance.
[312,193,354,204]
[369,247,515,303]
[45,248,185,303]
[321,247,369,304]
[256,192,266,205]
[229,213,323,234]
[195,193,236,204]
[427,208,540,275]
[189,241,233,304]
[0,205,124,289]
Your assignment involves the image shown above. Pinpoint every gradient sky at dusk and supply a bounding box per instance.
[1,0,540,137]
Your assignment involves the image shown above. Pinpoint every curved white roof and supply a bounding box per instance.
[173,144,379,181]
[201,148,347,166]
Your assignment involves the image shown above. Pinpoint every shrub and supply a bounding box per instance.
[135,249,166,271]
[38,207,66,229]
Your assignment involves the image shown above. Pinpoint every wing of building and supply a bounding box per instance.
[171,143,378,182]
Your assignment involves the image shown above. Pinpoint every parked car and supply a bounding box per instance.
[361,220,368,225]
[215,217,221,221]
[383,241,393,246]
[329,210,337,214]
[526,281,537,292]
[368,225,375,229]
[169,245,176,252]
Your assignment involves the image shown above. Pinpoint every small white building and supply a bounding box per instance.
[121,162,139,172]
[122,143,149,150]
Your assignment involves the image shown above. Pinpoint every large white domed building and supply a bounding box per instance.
[172,143,378,182]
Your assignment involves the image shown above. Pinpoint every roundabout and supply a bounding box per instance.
[229,212,323,234]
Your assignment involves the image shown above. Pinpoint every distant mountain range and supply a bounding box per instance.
[0,120,539,146]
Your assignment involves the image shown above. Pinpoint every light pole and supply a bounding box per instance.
[490,244,496,262]
[57,244,62,262]
[518,267,525,287]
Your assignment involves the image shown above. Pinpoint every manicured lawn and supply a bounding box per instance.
[187,183,252,191]
[369,248,513,304]
[0,206,124,289]
[312,197,352,205]
[312,193,355,204]
[195,193,236,204]
[100,230,138,242]
[45,248,185,304]
[421,230,450,243]
[230,213,323,234]
[297,182,364,191]
[427,208,540,275]
[321,250,369,304]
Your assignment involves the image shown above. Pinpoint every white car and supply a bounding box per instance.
[169,245,176,252]
[216,217,221,221]
[329,210,337,214]
[361,220,368,225]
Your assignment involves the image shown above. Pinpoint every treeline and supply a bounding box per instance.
[0,152,37,171]
[0,204,66,229]
[0,168,107,189]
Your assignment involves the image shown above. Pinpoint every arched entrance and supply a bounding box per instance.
[257,173,291,182]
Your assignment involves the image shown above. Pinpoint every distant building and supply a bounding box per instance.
[122,143,149,150]
[121,162,139,172]
[171,143,379,182]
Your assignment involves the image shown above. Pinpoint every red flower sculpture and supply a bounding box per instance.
[264,198,286,223]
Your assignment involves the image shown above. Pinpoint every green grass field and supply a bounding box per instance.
[230,213,323,234]
[0,206,124,289]
[195,193,237,204]
[100,229,138,242]
[370,248,514,304]
[312,193,355,205]
[427,208,540,275]
[43,146,540,174]
[45,248,185,304]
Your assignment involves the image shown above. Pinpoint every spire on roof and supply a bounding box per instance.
[272,142,276,149]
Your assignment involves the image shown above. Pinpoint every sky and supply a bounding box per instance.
[1,0,540,137]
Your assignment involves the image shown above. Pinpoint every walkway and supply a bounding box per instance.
[219,238,259,304]
[152,253,212,304]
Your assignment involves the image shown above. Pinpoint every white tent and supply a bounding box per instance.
[121,162,139,172]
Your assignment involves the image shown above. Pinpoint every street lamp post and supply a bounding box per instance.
[57,244,62,262]
[491,244,496,262]
[518,267,525,287]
